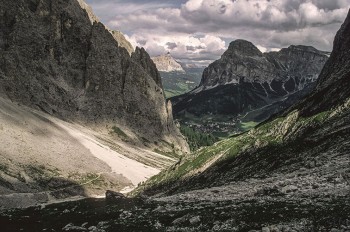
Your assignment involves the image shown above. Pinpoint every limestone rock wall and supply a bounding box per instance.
[0,0,189,153]
[200,40,328,92]
[152,53,185,73]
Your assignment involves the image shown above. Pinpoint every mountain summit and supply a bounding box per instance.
[199,39,328,89]
[224,39,264,57]
[170,39,329,134]
[152,52,185,73]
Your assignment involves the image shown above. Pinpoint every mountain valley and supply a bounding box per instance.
[0,0,349,231]
[152,53,203,98]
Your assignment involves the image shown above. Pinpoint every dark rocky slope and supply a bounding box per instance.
[289,9,350,117]
[0,0,188,152]
[171,40,328,135]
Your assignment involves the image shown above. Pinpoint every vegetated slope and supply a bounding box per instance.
[0,0,188,153]
[180,125,218,152]
[154,55,203,98]
[170,40,329,136]
[130,10,350,230]
[161,69,202,98]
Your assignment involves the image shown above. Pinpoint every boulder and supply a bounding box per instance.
[105,190,126,202]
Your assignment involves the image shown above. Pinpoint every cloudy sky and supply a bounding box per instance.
[85,0,350,65]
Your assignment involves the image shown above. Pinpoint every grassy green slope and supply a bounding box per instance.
[133,97,350,196]
[160,71,202,98]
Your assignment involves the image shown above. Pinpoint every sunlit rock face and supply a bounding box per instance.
[152,53,185,73]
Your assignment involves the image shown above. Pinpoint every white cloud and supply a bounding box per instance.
[127,33,226,65]
[184,0,203,11]
[256,45,267,53]
[88,0,350,65]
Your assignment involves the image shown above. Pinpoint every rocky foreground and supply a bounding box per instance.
[0,164,349,231]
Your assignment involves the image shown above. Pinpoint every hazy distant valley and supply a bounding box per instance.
[151,53,203,98]
[160,68,202,99]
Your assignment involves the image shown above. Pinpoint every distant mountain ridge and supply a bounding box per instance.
[152,53,185,73]
[170,40,329,135]
[199,40,329,92]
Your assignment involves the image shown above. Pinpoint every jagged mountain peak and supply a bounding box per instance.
[199,39,328,88]
[76,0,99,23]
[133,47,162,87]
[287,45,319,52]
[224,39,263,57]
[77,0,134,55]
[152,53,185,73]
[109,30,134,55]
[276,45,329,57]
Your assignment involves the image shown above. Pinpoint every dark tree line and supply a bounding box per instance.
[180,126,218,151]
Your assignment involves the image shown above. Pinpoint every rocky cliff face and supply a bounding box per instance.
[170,40,328,134]
[109,30,134,55]
[290,9,350,117]
[0,0,188,152]
[200,40,328,92]
[152,53,185,73]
